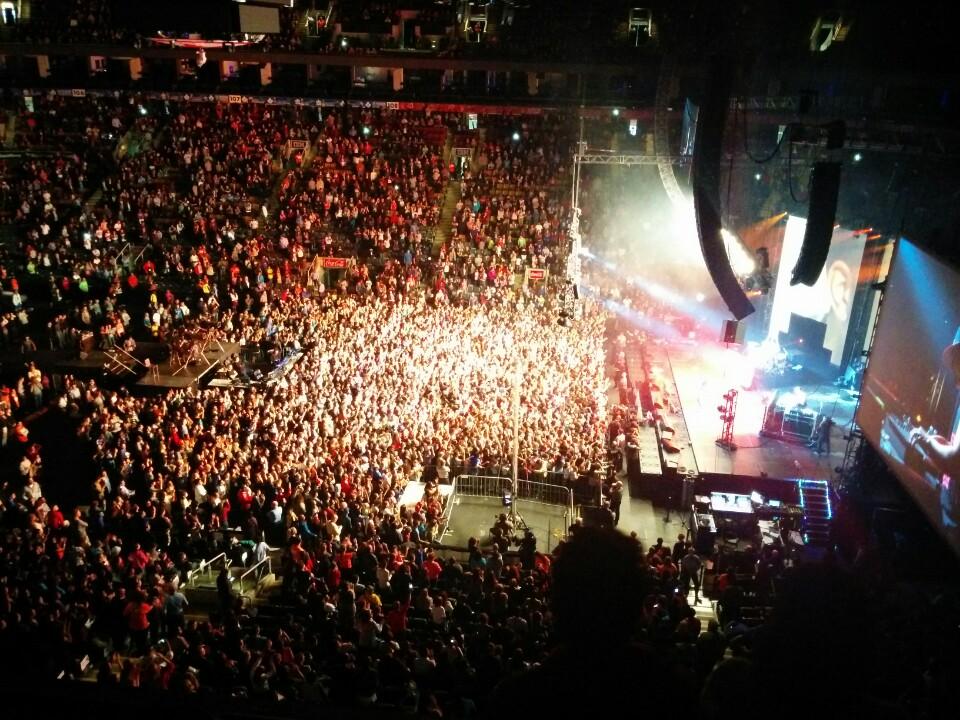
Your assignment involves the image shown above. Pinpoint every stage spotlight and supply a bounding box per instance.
[612,108,620,117]
[754,172,762,181]
[512,131,521,141]
[853,152,862,162]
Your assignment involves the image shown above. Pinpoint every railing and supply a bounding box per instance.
[186,552,229,587]
[237,557,272,595]
[453,474,575,517]
[437,476,458,542]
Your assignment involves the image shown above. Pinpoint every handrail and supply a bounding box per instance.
[238,557,272,595]
[188,551,229,587]
[437,476,457,542]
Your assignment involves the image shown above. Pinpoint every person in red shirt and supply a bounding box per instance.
[423,553,443,585]
[236,484,254,516]
[337,544,355,581]
[47,504,65,530]
[384,600,410,637]
[128,543,150,572]
[328,562,341,590]
[123,592,153,655]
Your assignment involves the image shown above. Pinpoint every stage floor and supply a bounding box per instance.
[667,342,858,482]
[137,341,241,389]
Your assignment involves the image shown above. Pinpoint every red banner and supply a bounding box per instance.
[322,257,348,269]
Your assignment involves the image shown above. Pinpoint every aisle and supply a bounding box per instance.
[612,477,718,630]
[616,473,687,551]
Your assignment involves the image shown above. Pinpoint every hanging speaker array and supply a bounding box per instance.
[691,58,756,321]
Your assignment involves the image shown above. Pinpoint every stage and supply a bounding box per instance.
[55,340,240,390]
[666,341,858,483]
[136,340,240,388]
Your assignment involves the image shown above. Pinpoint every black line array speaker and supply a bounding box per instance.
[691,59,755,321]
[791,161,842,286]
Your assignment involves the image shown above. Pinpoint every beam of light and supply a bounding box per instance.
[580,284,683,340]
[586,255,730,331]
[603,298,684,340]
[721,228,757,275]
[750,211,788,232]
[589,254,709,322]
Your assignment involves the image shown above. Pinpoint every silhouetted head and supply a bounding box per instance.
[550,527,647,649]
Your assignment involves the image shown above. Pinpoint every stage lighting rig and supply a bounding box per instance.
[716,388,738,451]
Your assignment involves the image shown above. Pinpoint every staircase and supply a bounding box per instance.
[687,589,719,630]
[432,179,462,252]
[2,111,15,148]
[798,479,833,546]
[183,549,282,613]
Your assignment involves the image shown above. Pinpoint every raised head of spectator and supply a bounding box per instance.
[487,527,687,717]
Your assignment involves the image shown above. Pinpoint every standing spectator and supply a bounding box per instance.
[608,479,624,526]
[123,591,153,655]
[486,527,686,716]
[163,583,189,635]
[672,533,687,563]
[216,567,233,614]
[681,546,704,604]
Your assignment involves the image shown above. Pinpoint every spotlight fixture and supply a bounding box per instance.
[612,108,620,117]
[853,152,862,162]
[512,131,520,141]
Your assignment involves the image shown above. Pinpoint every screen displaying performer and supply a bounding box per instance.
[769,216,867,367]
[858,239,960,553]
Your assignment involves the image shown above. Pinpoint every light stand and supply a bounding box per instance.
[716,388,738,451]
[510,367,529,534]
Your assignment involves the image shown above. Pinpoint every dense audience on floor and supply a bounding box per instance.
[0,96,956,719]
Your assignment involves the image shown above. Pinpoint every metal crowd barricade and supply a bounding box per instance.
[450,474,576,533]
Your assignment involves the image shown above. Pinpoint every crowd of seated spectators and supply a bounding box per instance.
[441,115,572,301]
[5,0,134,45]
[276,108,453,264]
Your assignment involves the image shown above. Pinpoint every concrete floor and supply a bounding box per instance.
[442,496,571,554]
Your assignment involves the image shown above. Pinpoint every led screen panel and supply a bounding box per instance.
[239,5,281,34]
[858,238,960,554]
[768,215,866,367]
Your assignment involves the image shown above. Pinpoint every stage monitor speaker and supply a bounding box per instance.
[791,161,842,286]
[721,319,745,344]
[691,59,755,321]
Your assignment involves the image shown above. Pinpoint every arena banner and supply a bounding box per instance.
[322,257,349,269]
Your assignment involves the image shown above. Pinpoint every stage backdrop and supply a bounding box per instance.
[768,215,866,367]
[858,239,960,555]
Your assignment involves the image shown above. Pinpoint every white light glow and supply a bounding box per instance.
[721,229,757,276]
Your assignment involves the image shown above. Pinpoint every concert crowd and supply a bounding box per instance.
[0,95,957,719]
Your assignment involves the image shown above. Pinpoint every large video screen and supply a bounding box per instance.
[239,5,281,34]
[768,216,866,367]
[858,239,960,553]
